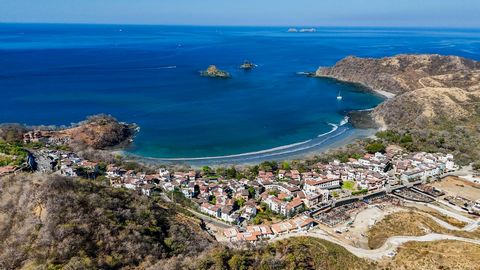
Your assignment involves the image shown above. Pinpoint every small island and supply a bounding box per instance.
[200,65,231,78]
[240,60,256,70]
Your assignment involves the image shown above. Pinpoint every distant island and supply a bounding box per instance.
[288,27,317,33]
[200,65,231,78]
[240,60,256,70]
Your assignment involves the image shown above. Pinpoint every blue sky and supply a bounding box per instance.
[1,0,479,27]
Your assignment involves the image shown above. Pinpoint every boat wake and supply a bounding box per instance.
[157,66,177,69]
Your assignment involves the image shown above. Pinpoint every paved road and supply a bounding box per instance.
[160,193,232,229]
[187,209,232,229]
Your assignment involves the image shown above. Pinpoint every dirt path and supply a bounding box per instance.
[273,230,480,261]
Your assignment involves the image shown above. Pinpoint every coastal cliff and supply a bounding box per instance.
[316,54,480,163]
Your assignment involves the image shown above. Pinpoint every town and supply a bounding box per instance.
[3,136,478,244]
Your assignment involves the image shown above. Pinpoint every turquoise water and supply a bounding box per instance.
[1,24,479,159]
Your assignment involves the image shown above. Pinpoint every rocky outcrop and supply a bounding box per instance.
[200,65,231,78]
[59,114,138,150]
[240,61,256,70]
[316,54,480,130]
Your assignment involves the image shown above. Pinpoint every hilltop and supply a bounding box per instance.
[316,54,480,163]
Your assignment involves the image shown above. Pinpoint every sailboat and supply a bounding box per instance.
[336,90,343,100]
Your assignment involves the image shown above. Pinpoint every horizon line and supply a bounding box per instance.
[1,21,480,30]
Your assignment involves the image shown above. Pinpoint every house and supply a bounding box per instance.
[285,198,304,217]
[244,200,257,216]
[221,206,236,223]
[200,203,221,218]
[247,225,273,238]
[303,192,321,207]
[400,170,425,182]
[271,215,316,234]
[224,227,240,240]
[304,178,340,192]
[263,195,285,214]
[289,215,317,231]
[140,184,155,196]
[159,168,171,180]
[271,221,295,234]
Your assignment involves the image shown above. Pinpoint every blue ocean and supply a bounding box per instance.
[1,24,479,161]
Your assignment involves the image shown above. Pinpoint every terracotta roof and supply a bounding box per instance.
[223,227,239,238]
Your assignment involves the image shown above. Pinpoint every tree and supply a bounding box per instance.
[400,134,413,144]
[226,166,237,179]
[281,161,291,170]
[259,161,278,172]
[365,142,386,154]
[201,166,212,175]
[216,167,226,177]
[209,195,217,205]
[235,198,246,209]
[247,186,256,199]
[472,161,480,171]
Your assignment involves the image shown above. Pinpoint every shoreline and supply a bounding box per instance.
[122,126,378,167]
[314,74,396,99]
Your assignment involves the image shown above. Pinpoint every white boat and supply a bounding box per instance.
[337,91,343,100]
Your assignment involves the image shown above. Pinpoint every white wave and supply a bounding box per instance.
[158,139,313,161]
[318,123,338,137]
[339,116,350,126]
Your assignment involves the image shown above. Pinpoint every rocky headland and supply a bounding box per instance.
[200,65,231,78]
[316,54,480,163]
[4,114,138,151]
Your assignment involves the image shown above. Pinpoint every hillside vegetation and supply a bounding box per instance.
[155,237,375,270]
[0,173,213,269]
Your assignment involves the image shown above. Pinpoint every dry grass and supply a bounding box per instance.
[367,211,480,249]
[422,210,468,228]
[431,176,480,201]
[379,240,480,270]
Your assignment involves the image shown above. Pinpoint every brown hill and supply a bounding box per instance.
[316,54,480,163]
[0,173,213,269]
[58,114,138,150]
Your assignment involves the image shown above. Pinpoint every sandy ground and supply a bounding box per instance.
[451,165,480,184]
[320,205,405,248]
[431,176,480,201]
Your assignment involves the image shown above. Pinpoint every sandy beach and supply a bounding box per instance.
[126,126,378,167]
